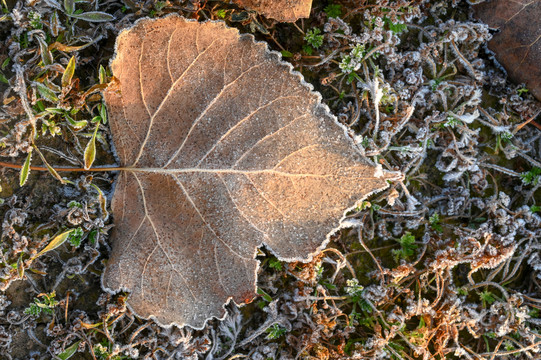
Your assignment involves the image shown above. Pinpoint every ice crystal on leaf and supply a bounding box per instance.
[102,16,394,329]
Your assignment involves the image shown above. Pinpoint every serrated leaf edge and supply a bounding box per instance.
[100,15,400,330]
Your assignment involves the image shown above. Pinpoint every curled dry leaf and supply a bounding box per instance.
[474,0,541,101]
[102,16,393,329]
[232,0,312,22]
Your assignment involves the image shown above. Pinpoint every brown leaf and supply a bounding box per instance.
[232,0,312,22]
[102,16,392,329]
[474,0,541,101]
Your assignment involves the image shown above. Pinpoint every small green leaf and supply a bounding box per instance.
[1,57,9,70]
[20,150,32,187]
[70,11,115,22]
[91,183,108,220]
[63,0,75,15]
[257,288,272,302]
[84,125,99,170]
[0,72,8,84]
[33,145,65,184]
[304,28,324,49]
[65,114,88,130]
[36,35,53,66]
[98,65,107,84]
[216,9,227,19]
[268,257,282,271]
[58,341,80,360]
[281,50,293,58]
[99,104,107,124]
[50,11,60,37]
[17,254,24,279]
[62,56,76,87]
[266,324,287,339]
[32,229,75,260]
[36,82,59,102]
[68,227,84,248]
[45,107,64,114]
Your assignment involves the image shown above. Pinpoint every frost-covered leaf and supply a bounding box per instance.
[102,16,392,329]
[70,11,115,22]
[19,150,32,187]
[84,125,99,170]
[32,229,75,260]
[474,0,541,101]
[232,0,312,22]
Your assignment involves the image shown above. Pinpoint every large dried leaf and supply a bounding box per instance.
[232,0,312,22]
[474,0,541,101]
[102,16,391,329]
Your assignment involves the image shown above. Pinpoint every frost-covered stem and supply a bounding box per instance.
[363,42,388,62]
[0,161,122,172]
[357,228,384,279]
[372,105,416,156]
[14,65,36,135]
[307,47,350,67]
[385,345,407,360]
[237,301,286,348]
[378,209,426,216]
[479,163,521,178]
[466,281,509,300]
[322,247,357,280]
[295,295,349,301]
[209,329,236,360]
[480,340,541,357]
[129,323,151,343]
[371,77,382,140]
[449,39,480,80]
[477,106,500,126]
[498,238,530,283]
[27,328,48,349]
[516,149,541,169]
[460,344,484,360]
[488,338,506,360]
[349,81,362,126]
[513,108,541,133]
[362,62,383,140]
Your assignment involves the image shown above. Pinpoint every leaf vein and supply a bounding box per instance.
[132,37,222,166]
[172,174,251,261]
[195,94,303,168]
[164,61,268,168]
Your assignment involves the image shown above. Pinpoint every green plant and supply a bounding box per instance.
[93,342,129,360]
[68,227,84,247]
[28,10,43,29]
[266,324,287,339]
[339,44,365,74]
[267,257,283,271]
[216,9,227,18]
[392,232,418,261]
[304,28,324,53]
[444,115,461,128]
[517,86,529,96]
[24,291,59,316]
[429,212,443,232]
[345,278,364,298]
[383,17,407,34]
[521,167,541,185]
[479,290,496,308]
[324,4,342,18]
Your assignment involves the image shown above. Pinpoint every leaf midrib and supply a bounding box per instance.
[122,167,372,180]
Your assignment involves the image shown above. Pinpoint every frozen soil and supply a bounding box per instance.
[0,0,540,359]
